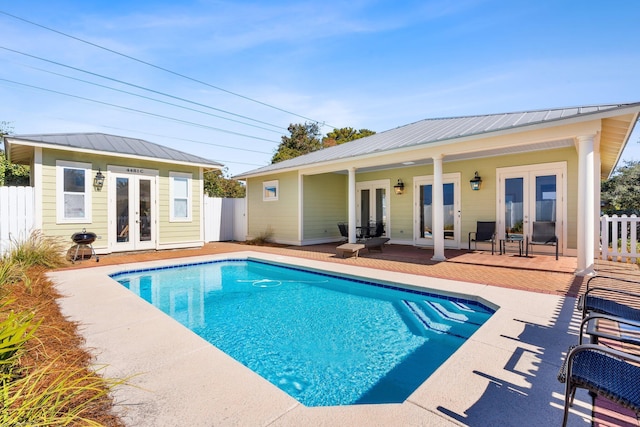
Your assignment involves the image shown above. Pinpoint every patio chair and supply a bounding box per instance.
[526,221,558,260]
[468,221,496,254]
[337,223,349,241]
[558,313,640,426]
[577,275,640,321]
[370,221,385,238]
[557,343,640,427]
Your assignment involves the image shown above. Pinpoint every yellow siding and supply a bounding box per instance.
[246,171,300,243]
[40,148,203,250]
[302,173,347,241]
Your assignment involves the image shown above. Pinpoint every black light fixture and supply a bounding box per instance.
[93,168,105,191]
[469,171,482,191]
[393,178,405,195]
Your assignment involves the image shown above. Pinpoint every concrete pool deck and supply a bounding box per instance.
[48,250,602,426]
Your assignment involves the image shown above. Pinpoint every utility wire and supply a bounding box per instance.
[0,46,286,131]
[20,63,283,134]
[99,124,272,162]
[0,77,280,145]
[0,10,337,129]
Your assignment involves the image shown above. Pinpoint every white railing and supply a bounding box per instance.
[0,186,36,256]
[601,214,640,263]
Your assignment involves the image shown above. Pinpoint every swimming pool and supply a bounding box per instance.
[111,258,494,407]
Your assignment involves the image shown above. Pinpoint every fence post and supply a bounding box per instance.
[600,215,609,261]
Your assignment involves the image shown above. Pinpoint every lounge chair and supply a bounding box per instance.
[526,221,558,260]
[364,237,390,252]
[577,275,640,321]
[558,313,640,426]
[468,221,496,254]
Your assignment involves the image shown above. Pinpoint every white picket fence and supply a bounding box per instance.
[0,187,245,256]
[0,186,36,256]
[600,214,640,263]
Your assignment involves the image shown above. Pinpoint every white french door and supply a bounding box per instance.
[497,163,565,252]
[109,167,158,252]
[356,180,389,237]
[414,174,461,248]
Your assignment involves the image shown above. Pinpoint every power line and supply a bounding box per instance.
[0,77,280,145]
[0,46,286,131]
[0,10,337,129]
[20,62,283,134]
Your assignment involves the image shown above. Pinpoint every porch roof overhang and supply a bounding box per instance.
[234,103,640,180]
[3,132,223,170]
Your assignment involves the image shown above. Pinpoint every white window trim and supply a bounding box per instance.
[56,160,93,224]
[263,180,279,201]
[170,171,192,222]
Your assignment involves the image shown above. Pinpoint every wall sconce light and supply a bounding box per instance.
[393,178,405,195]
[93,168,105,191]
[469,171,482,191]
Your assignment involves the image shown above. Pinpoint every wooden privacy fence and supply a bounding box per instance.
[600,214,640,263]
[0,186,36,256]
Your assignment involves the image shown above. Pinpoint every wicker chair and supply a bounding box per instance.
[577,275,640,321]
[558,313,640,426]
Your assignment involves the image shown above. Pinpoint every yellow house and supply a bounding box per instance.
[4,132,223,255]
[235,103,640,276]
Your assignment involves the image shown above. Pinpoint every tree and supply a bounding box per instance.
[601,160,640,215]
[203,167,245,198]
[271,123,376,164]
[271,122,322,163]
[0,121,30,186]
[322,127,375,147]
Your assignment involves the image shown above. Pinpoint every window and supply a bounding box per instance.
[263,180,279,201]
[170,172,192,221]
[56,160,92,223]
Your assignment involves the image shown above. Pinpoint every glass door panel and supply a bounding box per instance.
[116,177,130,243]
[535,175,556,222]
[139,179,152,242]
[504,177,524,239]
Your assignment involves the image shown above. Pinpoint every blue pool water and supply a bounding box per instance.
[111,259,494,407]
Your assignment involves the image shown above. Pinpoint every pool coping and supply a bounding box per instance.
[48,251,592,426]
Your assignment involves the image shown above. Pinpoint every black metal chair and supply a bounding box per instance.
[468,221,496,254]
[337,223,349,241]
[526,221,558,260]
[558,313,640,426]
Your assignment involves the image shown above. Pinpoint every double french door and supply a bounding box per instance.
[414,174,460,247]
[497,163,565,252]
[356,180,388,237]
[109,167,157,251]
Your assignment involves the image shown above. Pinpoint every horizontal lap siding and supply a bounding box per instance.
[303,173,347,241]
[247,171,299,243]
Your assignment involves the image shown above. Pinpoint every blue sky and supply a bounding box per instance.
[1,1,639,176]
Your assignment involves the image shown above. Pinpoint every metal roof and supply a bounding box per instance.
[5,132,223,168]
[236,103,640,178]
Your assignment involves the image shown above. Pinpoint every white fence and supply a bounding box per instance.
[600,214,640,263]
[0,186,36,256]
[203,196,246,242]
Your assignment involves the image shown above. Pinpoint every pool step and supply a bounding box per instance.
[398,300,479,339]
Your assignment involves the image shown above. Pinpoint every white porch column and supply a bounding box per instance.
[348,167,357,244]
[576,135,595,276]
[432,155,446,261]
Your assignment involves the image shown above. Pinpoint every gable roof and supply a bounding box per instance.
[235,103,640,179]
[4,132,223,169]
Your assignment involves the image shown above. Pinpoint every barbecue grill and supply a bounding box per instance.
[70,229,99,263]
